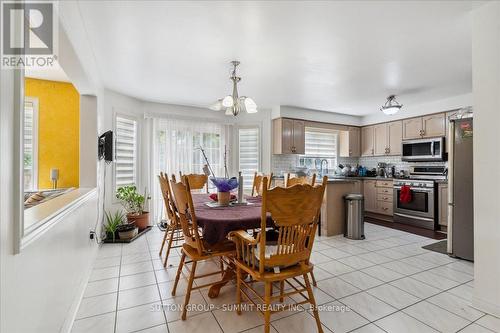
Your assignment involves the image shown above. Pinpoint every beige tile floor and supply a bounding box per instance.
[71,223,500,333]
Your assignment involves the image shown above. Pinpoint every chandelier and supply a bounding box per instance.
[380,95,403,115]
[209,61,257,116]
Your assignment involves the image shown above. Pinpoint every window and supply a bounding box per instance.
[23,98,38,191]
[238,127,260,190]
[152,118,229,222]
[300,127,338,170]
[115,115,137,189]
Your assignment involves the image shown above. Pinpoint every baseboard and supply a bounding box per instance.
[60,245,100,333]
[472,295,500,318]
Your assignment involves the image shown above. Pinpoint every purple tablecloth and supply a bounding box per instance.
[193,194,272,244]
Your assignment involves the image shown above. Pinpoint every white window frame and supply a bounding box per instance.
[113,112,139,192]
[301,127,338,170]
[236,125,262,190]
[24,97,39,191]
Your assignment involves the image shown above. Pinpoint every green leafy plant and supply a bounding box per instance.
[104,210,125,242]
[116,186,150,215]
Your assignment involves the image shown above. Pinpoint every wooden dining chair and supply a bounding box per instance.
[170,175,236,320]
[179,171,209,193]
[285,173,317,187]
[230,176,327,333]
[251,172,274,196]
[158,172,184,267]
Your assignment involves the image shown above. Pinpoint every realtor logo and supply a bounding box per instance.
[1,1,58,69]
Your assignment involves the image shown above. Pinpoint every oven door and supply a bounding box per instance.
[393,186,435,220]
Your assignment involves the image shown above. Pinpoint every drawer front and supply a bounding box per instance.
[377,201,393,215]
[377,193,393,202]
[377,187,392,195]
[376,180,393,188]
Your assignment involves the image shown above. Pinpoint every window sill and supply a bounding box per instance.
[21,188,98,251]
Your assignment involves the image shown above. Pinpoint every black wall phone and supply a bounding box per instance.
[98,130,113,162]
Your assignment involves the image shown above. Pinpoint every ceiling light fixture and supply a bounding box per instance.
[209,61,257,116]
[380,95,403,115]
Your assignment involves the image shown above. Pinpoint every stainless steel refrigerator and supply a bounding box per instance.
[447,116,474,261]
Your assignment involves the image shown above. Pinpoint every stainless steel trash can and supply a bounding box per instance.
[344,194,365,240]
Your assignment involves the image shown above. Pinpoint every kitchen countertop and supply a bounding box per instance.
[273,175,448,183]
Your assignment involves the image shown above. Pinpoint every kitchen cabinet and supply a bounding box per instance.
[339,127,360,157]
[403,113,446,140]
[273,118,305,154]
[387,121,403,155]
[403,117,423,140]
[372,121,403,156]
[373,124,388,156]
[422,113,446,138]
[438,183,448,226]
[361,126,374,156]
[363,180,377,212]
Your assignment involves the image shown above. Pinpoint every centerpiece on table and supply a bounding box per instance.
[200,145,239,206]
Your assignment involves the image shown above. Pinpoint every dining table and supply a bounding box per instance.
[191,193,273,298]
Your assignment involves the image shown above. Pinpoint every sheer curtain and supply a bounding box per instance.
[149,116,231,222]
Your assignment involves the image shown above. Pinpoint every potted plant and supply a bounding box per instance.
[117,223,138,240]
[104,210,125,242]
[116,185,150,230]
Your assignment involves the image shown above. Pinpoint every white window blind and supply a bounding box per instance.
[305,127,337,157]
[238,127,260,190]
[115,116,137,189]
[23,99,37,190]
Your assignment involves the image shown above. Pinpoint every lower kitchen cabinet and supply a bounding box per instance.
[364,179,393,216]
[363,180,377,212]
[438,183,448,226]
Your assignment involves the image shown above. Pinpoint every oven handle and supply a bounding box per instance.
[394,212,435,222]
[393,187,433,193]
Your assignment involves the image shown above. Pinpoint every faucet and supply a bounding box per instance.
[320,159,328,176]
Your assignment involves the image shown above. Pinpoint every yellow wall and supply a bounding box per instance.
[25,78,80,189]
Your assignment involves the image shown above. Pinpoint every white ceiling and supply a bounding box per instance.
[77,1,480,116]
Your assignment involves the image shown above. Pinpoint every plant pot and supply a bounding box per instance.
[117,225,138,240]
[218,191,230,205]
[127,212,150,230]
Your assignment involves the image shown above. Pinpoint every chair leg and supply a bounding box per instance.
[303,273,323,333]
[158,223,169,257]
[279,280,285,302]
[264,281,272,333]
[219,257,224,278]
[236,266,242,315]
[181,260,197,320]
[310,271,317,287]
[163,225,176,267]
[172,252,186,296]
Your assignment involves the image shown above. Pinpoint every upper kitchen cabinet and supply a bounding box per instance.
[373,124,388,156]
[371,121,403,156]
[361,126,374,156]
[387,120,403,155]
[339,127,360,157]
[422,113,446,138]
[273,118,305,154]
[403,113,446,140]
[402,117,423,140]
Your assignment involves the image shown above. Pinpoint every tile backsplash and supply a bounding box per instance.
[272,154,447,176]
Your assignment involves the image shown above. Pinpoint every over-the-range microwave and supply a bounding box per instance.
[401,137,446,162]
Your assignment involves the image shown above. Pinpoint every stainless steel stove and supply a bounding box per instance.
[393,166,446,230]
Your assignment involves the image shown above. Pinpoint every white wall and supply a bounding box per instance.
[0,3,106,332]
[274,105,362,126]
[471,1,500,317]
